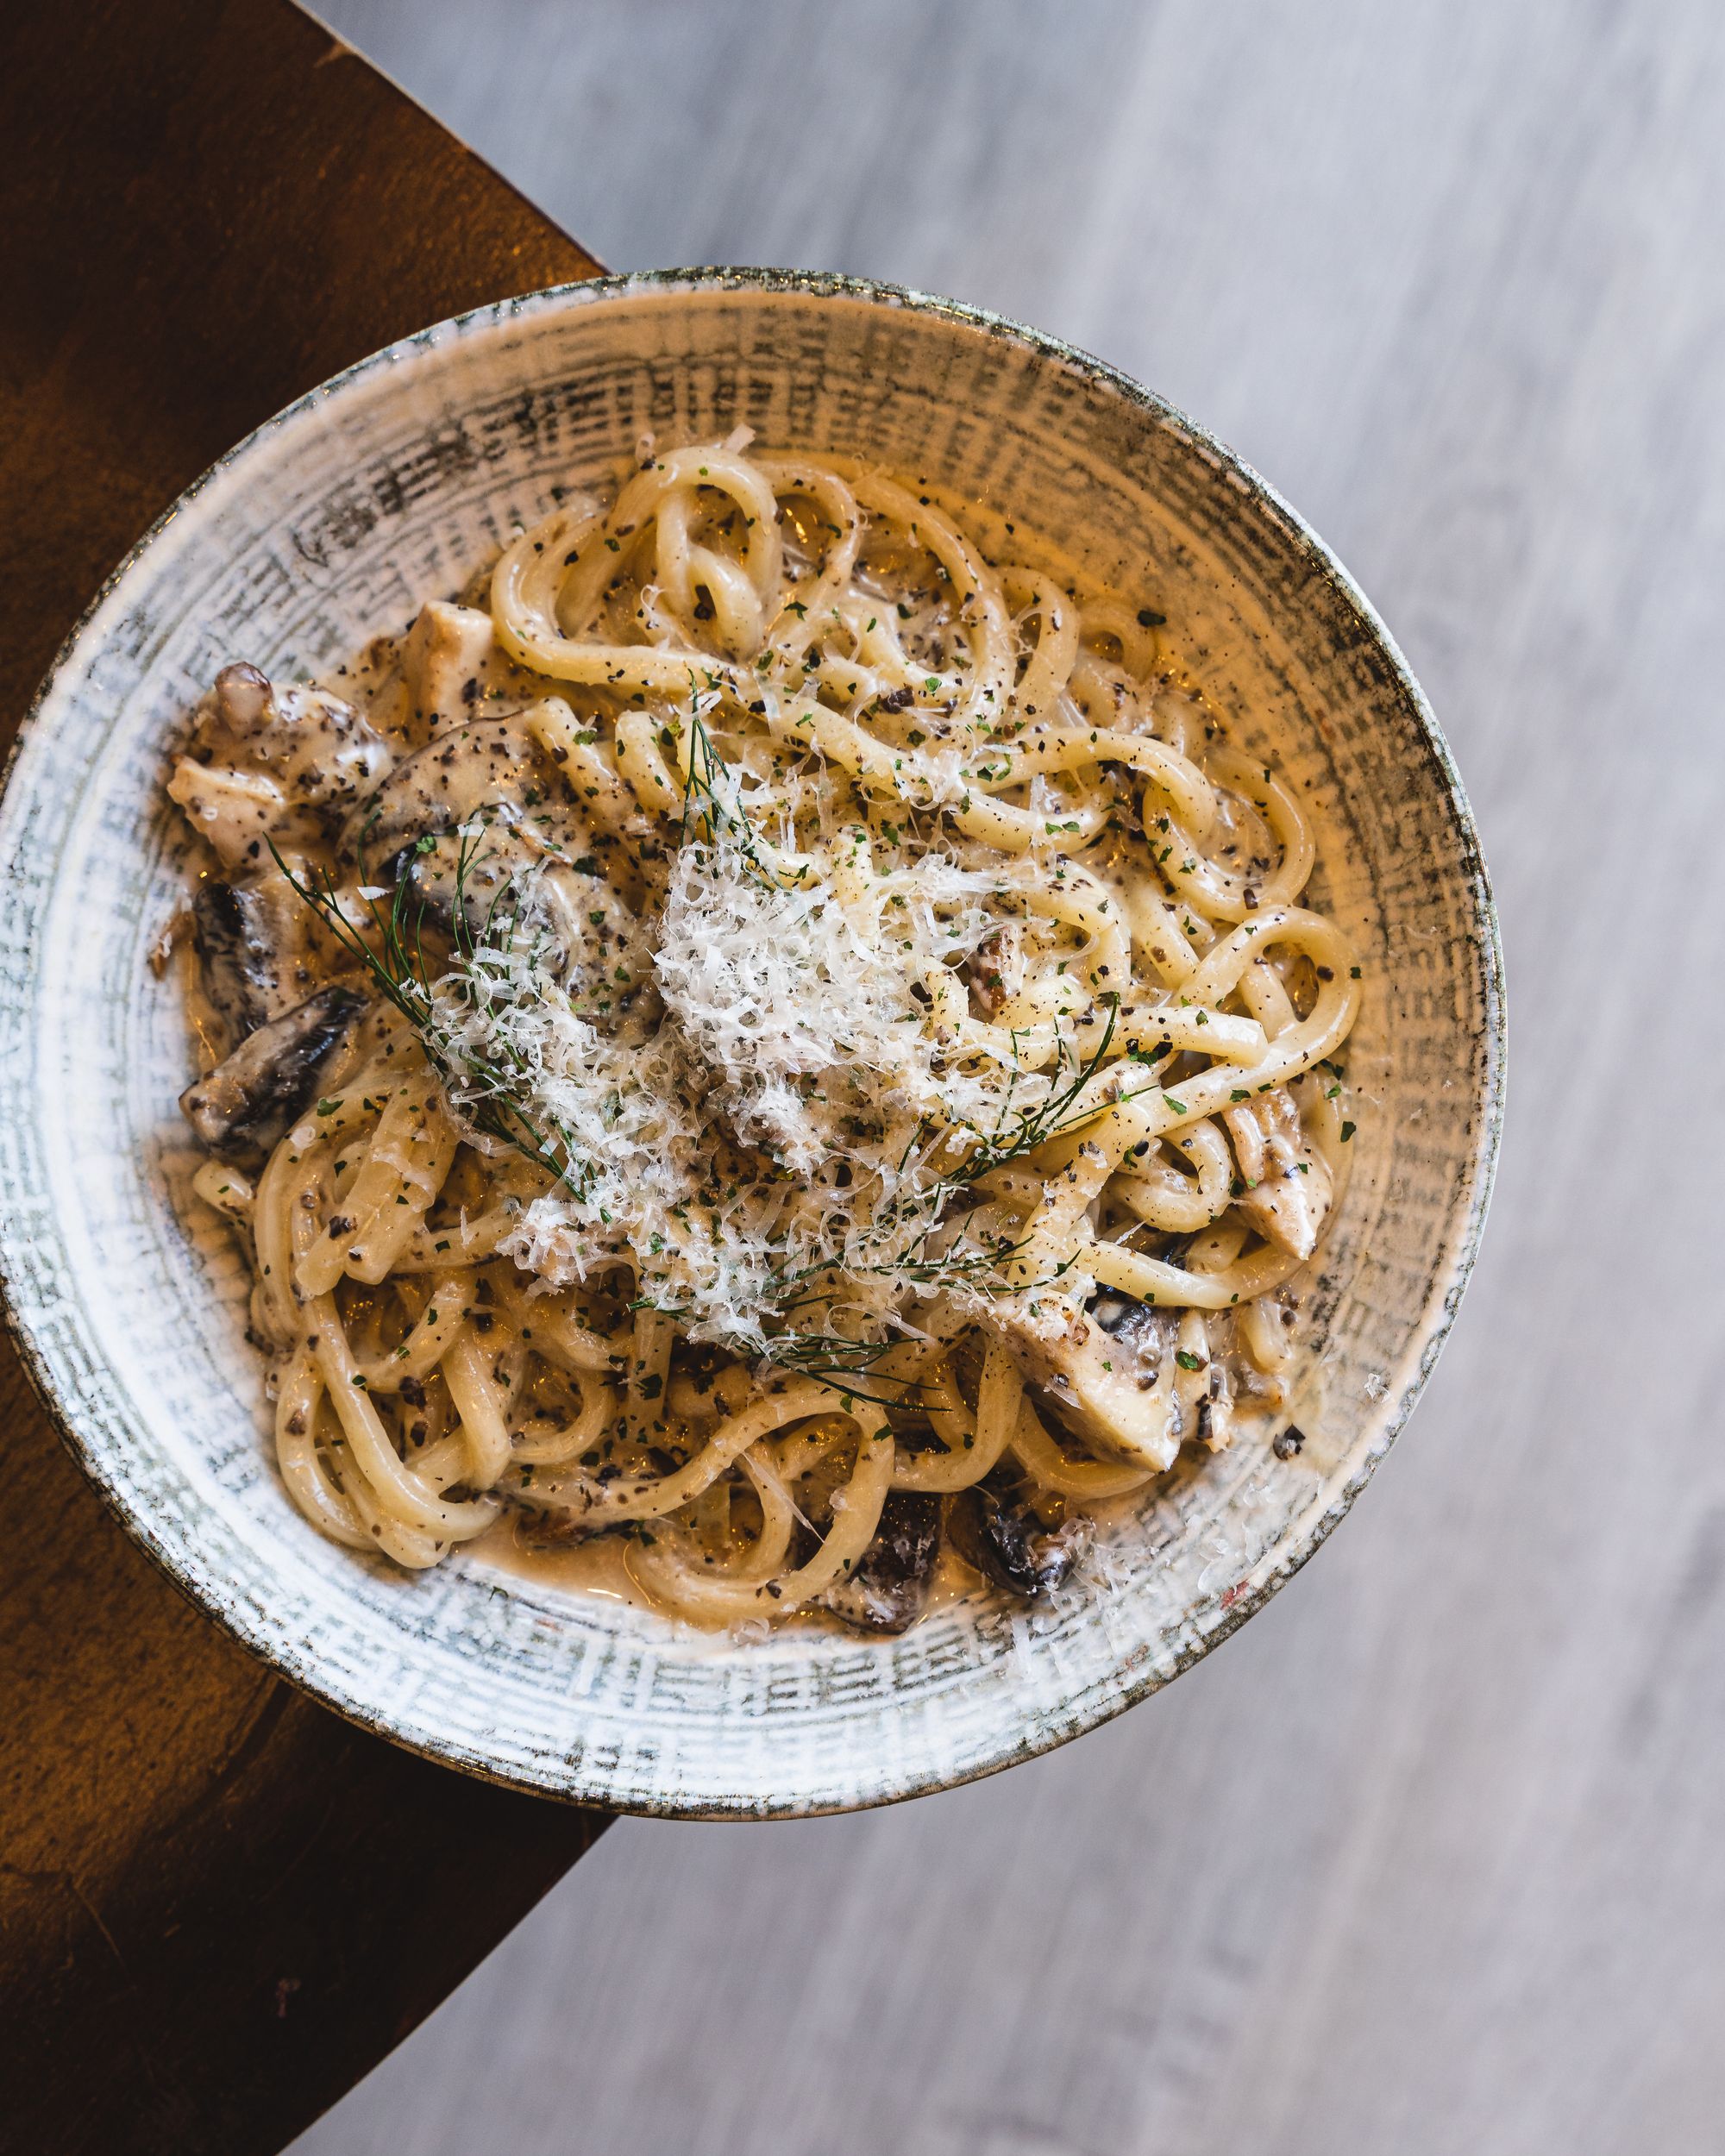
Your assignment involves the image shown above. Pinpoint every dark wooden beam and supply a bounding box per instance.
[0,5,609,2152]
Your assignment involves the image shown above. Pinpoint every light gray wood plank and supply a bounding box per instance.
[293,2,1725,2149]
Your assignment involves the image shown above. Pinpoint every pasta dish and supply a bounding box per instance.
[163,432,1360,1632]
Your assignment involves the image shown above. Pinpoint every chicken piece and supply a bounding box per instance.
[1223,1085,1333,1261]
[401,601,496,735]
[179,985,364,1160]
[168,662,392,866]
[1000,1298,1180,1471]
[204,662,392,806]
[825,1494,943,1633]
[167,760,287,868]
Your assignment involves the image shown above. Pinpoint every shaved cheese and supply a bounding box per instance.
[426,814,1063,1361]
[656,828,913,1167]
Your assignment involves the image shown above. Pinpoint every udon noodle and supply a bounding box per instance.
[164,431,1359,1632]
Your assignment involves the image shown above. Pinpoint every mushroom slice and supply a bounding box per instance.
[401,601,496,735]
[825,1493,943,1633]
[198,663,392,805]
[210,659,274,734]
[399,838,643,993]
[1223,1086,1333,1261]
[344,715,561,866]
[395,829,528,949]
[169,665,392,864]
[1000,1300,1180,1472]
[1092,1292,1177,1376]
[189,877,301,1040]
[965,920,1027,1017]
[179,985,365,1160]
[949,1475,1089,1599]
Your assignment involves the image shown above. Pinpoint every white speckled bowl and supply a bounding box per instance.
[0,272,1502,1816]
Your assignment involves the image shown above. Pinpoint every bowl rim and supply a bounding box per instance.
[0,266,1506,1814]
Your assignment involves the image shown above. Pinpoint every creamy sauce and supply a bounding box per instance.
[165,433,1360,1632]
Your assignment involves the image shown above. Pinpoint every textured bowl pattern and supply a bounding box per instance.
[0,273,1502,1815]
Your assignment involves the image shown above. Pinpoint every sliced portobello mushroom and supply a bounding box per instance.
[189,875,317,1044]
[390,829,524,948]
[343,715,561,868]
[825,1492,944,1634]
[949,1472,1089,1599]
[180,984,365,1160]
[190,879,281,1041]
[1091,1289,1179,1363]
[168,666,395,868]
[392,832,645,993]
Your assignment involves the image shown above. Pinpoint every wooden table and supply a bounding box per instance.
[13,5,1725,2152]
[0,7,610,2151]
[286,5,1725,2153]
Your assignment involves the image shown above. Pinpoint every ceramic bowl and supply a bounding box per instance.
[0,271,1503,1816]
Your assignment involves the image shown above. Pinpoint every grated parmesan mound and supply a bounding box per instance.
[655,825,909,1169]
[426,816,1058,1362]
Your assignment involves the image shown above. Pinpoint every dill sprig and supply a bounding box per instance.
[268,824,587,1196]
[947,998,1127,1180]
[677,679,787,882]
[270,714,1164,1388]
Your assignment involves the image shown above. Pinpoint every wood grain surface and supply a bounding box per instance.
[0,6,608,2153]
[291,3,1725,2152]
